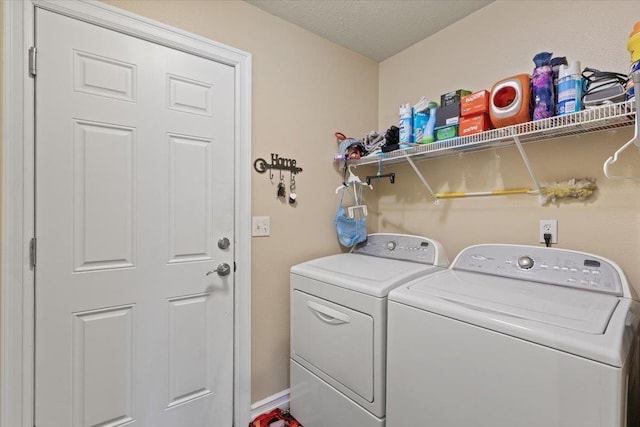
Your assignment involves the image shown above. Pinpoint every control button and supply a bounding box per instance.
[567,278,576,283]
[581,280,589,285]
[553,266,560,270]
[570,268,577,273]
[472,255,487,260]
[592,270,600,275]
[386,241,397,251]
[517,256,534,269]
[583,269,591,274]
[539,264,549,269]
[561,267,569,271]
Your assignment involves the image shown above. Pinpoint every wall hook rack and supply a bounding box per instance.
[254,153,303,175]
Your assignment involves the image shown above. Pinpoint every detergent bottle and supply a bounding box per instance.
[412,98,438,144]
[627,21,640,99]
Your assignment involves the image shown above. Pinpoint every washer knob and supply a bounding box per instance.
[386,241,397,251]
[517,256,534,269]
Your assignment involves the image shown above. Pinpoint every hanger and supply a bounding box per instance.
[335,164,373,193]
[603,71,640,180]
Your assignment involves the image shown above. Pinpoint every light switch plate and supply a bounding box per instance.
[252,216,270,237]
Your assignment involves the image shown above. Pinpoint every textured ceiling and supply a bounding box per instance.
[245,0,494,62]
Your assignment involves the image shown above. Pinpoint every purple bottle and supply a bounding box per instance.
[532,52,555,120]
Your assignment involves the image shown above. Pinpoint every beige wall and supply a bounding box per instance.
[100,0,379,402]
[378,1,640,294]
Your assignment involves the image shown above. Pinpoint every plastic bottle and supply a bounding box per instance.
[551,56,568,114]
[399,104,413,143]
[557,61,583,115]
[412,98,438,144]
[531,52,555,120]
[626,21,640,100]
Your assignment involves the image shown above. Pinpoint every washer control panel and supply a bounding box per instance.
[454,244,624,296]
[354,233,438,264]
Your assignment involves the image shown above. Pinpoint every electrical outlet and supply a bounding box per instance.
[539,219,558,244]
[252,216,270,237]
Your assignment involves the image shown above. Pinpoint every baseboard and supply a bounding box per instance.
[250,388,290,420]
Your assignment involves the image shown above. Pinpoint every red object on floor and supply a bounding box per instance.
[249,408,302,427]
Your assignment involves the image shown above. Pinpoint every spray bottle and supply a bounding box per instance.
[399,104,413,143]
[557,61,583,115]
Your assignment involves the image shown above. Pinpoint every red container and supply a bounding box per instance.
[459,113,492,136]
[460,90,490,117]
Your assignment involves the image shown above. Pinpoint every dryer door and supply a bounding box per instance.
[291,290,374,402]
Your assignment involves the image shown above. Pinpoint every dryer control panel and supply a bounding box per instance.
[354,233,448,266]
[454,244,625,296]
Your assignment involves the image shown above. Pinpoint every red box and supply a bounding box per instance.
[460,90,490,117]
[459,113,492,136]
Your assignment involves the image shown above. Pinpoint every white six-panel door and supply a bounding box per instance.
[35,8,235,426]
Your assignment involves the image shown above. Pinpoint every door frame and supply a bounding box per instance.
[1,1,253,426]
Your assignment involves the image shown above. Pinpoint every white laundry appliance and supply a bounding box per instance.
[289,233,449,427]
[386,244,640,427]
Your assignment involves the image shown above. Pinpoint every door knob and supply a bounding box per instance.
[207,263,231,277]
[218,237,230,250]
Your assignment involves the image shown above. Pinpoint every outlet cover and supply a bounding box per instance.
[539,219,558,244]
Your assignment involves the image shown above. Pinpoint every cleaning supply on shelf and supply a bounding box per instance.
[441,89,471,106]
[489,74,531,128]
[557,61,583,115]
[460,90,490,116]
[399,103,413,143]
[551,56,568,112]
[413,97,438,143]
[627,21,640,100]
[532,52,555,120]
[459,113,492,136]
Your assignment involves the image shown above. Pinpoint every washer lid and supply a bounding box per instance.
[399,270,619,334]
[291,253,442,297]
[389,269,637,366]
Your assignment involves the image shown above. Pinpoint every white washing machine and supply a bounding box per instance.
[289,233,449,427]
[386,244,640,427]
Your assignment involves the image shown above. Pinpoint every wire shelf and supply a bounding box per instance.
[347,100,636,166]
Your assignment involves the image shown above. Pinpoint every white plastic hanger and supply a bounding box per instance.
[603,71,640,180]
[335,164,373,193]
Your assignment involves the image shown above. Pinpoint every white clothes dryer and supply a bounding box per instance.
[289,233,449,427]
[386,244,640,427]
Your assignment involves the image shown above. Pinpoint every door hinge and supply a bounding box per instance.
[29,237,36,268]
[28,46,37,77]
[234,261,237,272]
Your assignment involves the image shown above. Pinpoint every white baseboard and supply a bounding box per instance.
[250,388,290,420]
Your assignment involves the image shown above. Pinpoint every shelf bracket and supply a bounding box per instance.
[405,156,439,205]
[512,135,542,193]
